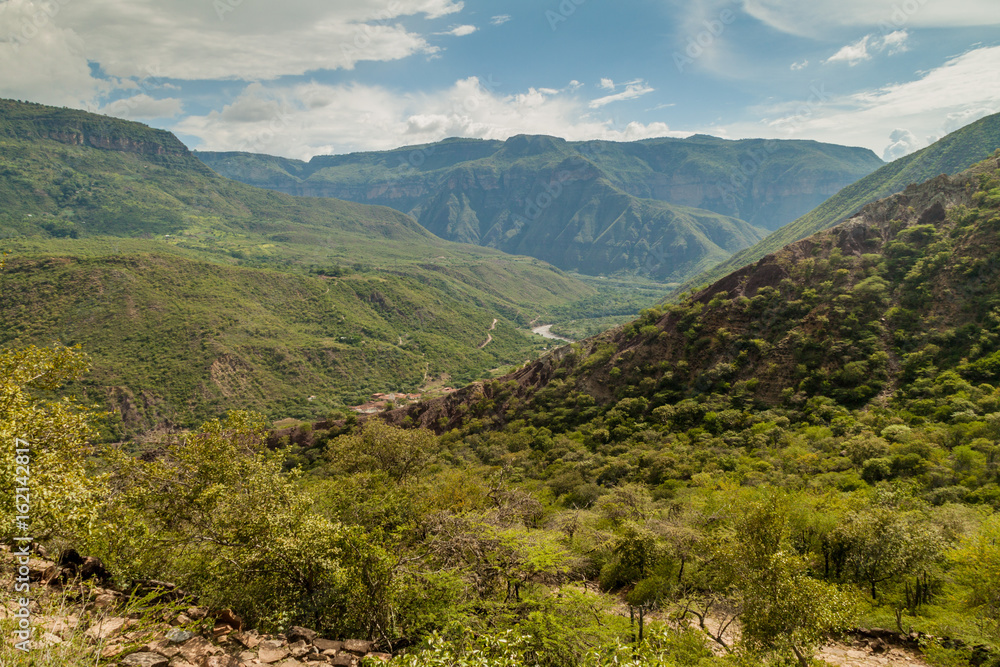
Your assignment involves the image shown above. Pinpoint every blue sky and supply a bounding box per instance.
[1,0,999,161]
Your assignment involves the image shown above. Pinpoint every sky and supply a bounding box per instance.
[1,0,999,162]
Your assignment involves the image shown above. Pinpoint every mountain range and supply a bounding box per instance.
[679,111,1000,293]
[0,99,593,431]
[198,134,883,282]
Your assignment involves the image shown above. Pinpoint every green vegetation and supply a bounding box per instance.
[680,110,1000,295]
[199,133,882,281]
[0,99,594,430]
[5,107,1000,667]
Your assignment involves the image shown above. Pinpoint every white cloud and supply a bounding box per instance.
[598,78,616,91]
[716,46,1000,159]
[174,77,688,159]
[440,24,477,36]
[790,60,809,71]
[0,0,108,107]
[826,36,871,66]
[102,94,184,120]
[742,0,1000,36]
[882,128,920,161]
[880,30,909,55]
[825,30,908,66]
[490,14,511,26]
[9,0,465,84]
[589,81,655,108]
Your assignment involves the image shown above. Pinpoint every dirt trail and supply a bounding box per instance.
[478,318,498,348]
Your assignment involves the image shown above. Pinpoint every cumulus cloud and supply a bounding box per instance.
[102,94,184,120]
[598,78,616,91]
[174,77,688,159]
[717,45,1000,158]
[0,0,108,107]
[440,24,477,36]
[10,0,465,83]
[883,128,920,160]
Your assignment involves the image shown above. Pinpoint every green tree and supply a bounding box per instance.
[717,494,858,667]
[0,344,101,541]
[327,419,437,482]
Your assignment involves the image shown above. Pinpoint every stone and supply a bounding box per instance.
[102,643,127,658]
[216,609,243,631]
[342,640,372,656]
[85,616,131,641]
[286,627,317,644]
[166,659,198,667]
[327,655,356,667]
[288,640,312,658]
[204,657,239,667]
[313,639,342,652]
[121,652,170,667]
[178,636,222,663]
[186,606,209,620]
[143,639,180,658]
[236,631,262,649]
[166,628,196,644]
[174,613,194,626]
[258,639,290,664]
[277,660,304,667]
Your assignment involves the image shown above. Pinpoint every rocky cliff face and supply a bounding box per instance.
[0,99,191,158]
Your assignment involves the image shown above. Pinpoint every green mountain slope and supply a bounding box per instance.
[0,99,594,430]
[377,150,1000,435]
[679,111,1000,293]
[198,134,881,281]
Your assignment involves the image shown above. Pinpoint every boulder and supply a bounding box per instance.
[121,652,169,667]
[342,640,372,656]
[286,626,317,644]
[257,639,290,664]
[313,639,342,652]
[166,629,195,644]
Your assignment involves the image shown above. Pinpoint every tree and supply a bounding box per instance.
[833,504,944,600]
[716,494,858,667]
[950,513,1000,638]
[0,344,101,541]
[96,411,398,638]
[327,419,437,482]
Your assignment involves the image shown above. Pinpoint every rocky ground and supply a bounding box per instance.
[1,546,393,666]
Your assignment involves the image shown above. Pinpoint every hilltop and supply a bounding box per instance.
[198,134,882,282]
[0,99,594,430]
[680,111,1000,293]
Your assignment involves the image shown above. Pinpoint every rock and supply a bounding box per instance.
[258,639,290,664]
[204,657,239,667]
[216,609,243,631]
[236,631,262,649]
[177,636,221,663]
[103,643,127,658]
[287,626,318,644]
[288,640,312,658]
[121,652,169,667]
[342,640,372,656]
[328,655,357,667]
[166,659,198,667]
[174,613,194,626]
[166,629,196,644]
[276,660,305,667]
[85,616,130,641]
[313,639,342,652]
[37,631,63,647]
[143,638,180,658]
[186,606,209,620]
